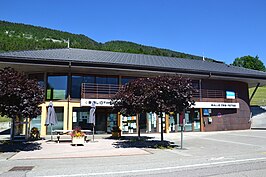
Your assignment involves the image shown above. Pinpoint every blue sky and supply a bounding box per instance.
[1,0,266,64]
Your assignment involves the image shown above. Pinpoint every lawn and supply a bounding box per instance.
[0,116,10,122]
[249,86,266,106]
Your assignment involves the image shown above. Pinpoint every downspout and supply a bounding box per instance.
[67,62,72,130]
[199,79,202,102]
[249,83,260,103]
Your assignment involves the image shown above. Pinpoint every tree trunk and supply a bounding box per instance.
[10,118,15,141]
[160,112,164,141]
[137,114,141,140]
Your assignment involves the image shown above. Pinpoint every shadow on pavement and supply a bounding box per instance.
[109,136,178,149]
[0,128,10,135]
[0,141,42,152]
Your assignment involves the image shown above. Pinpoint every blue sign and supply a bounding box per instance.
[203,109,209,116]
[226,91,235,99]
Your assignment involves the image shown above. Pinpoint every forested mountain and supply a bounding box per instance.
[0,20,215,61]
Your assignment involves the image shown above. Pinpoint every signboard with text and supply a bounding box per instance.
[193,102,239,109]
[81,99,113,107]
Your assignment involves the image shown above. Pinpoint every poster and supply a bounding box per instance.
[73,112,77,122]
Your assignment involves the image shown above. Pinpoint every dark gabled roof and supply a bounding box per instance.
[0,48,266,79]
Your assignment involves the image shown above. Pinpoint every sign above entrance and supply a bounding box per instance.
[193,102,239,109]
[81,99,113,107]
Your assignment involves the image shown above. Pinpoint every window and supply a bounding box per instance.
[30,115,41,132]
[71,75,95,98]
[47,76,68,100]
[96,76,118,85]
[121,77,136,85]
[95,76,119,94]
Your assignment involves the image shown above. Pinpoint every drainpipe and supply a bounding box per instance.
[199,79,202,102]
[249,83,260,103]
[67,62,72,130]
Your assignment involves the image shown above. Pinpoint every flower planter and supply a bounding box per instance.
[111,131,121,138]
[72,137,84,145]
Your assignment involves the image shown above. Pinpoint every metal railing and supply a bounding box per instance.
[81,83,237,100]
[81,83,120,99]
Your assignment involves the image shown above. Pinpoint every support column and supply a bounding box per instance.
[63,104,68,131]
[68,104,73,131]
[40,104,47,136]
[200,108,204,132]
[117,113,122,135]
[165,114,170,133]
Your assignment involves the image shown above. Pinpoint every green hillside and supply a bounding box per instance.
[0,20,215,61]
[249,86,266,106]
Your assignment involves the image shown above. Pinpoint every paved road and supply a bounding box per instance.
[1,130,266,177]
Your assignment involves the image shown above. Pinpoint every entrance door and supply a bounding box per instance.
[95,109,107,133]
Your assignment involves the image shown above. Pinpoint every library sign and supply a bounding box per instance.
[193,102,239,109]
[81,99,113,107]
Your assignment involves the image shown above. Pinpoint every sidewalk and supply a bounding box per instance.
[9,138,151,160]
[3,130,261,160]
[5,131,224,160]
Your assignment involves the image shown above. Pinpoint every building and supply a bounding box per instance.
[1,48,266,136]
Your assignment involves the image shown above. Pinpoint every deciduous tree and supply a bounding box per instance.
[0,67,44,139]
[232,55,265,72]
[112,75,195,141]
[143,76,195,141]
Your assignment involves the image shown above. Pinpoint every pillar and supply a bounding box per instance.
[40,104,47,136]
[200,108,204,132]
[165,114,170,133]
[117,113,122,135]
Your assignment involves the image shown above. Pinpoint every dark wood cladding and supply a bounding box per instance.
[201,79,249,103]
[201,79,250,131]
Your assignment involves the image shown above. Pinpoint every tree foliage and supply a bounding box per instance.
[112,75,195,141]
[112,78,147,116]
[0,20,215,61]
[0,67,44,120]
[232,55,266,72]
[143,76,195,115]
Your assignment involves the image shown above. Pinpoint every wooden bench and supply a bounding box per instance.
[52,130,92,143]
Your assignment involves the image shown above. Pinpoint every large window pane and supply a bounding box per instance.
[107,77,118,85]
[96,76,118,85]
[47,76,67,100]
[96,77,107,85]
[71,76,83,99]
[121,77,136,85]
[71,76,95,98]
[30,115,41,132]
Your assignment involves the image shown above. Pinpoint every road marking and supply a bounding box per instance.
[201,137,263,147]
[37,157,266,177]
[208,156,234,161]
[210,156,225,161]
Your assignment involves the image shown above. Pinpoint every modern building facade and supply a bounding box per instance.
[1,48,266,136]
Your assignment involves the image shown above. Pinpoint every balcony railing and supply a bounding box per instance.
[81,83,120,99]
[81,83,237,101]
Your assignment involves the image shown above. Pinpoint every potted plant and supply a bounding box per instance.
[70,126,85,145]
[111,126,122,138]
[29,127,40,140]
